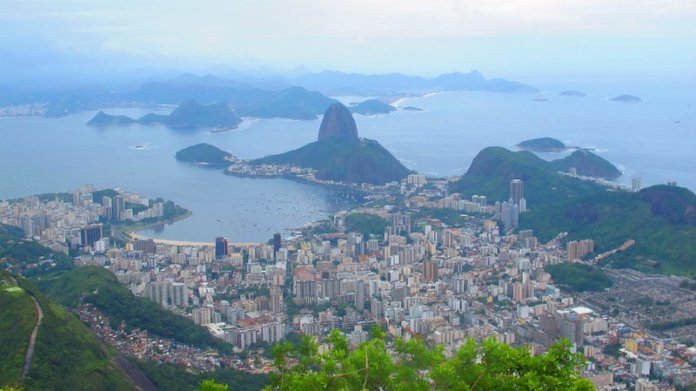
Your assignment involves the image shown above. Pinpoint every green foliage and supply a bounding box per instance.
[0,276,35,387]
[602,343,621,357]
[266,327,593,390]
[649,317,696,331]
[252,138,411,185]
[413,208,471,227]
[546,263,612,292]
[550,150,622,179]
[449,146,602,207]
[349,99,396,115]
[199,380,230,391]
[345,213,388,237]
[1,272,132,390]
[517,137,566,152]
[522,186,696,276]
[91,188,119,202]
[0,224,73,277]
[39,266,232,353]
[176,143,233,169]
[135,360,268,391]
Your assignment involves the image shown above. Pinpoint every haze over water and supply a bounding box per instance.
[0,80,693,242]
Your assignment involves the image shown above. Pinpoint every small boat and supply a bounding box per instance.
[533,96,549,102]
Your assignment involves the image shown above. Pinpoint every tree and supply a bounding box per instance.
[265,326,594,390]
[198,379,229,391]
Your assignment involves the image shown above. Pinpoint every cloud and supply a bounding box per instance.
[0,0,694,76]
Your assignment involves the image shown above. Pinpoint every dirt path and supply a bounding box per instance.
[21,294,44,378]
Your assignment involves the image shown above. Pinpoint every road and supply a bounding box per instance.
[21,293,44,378]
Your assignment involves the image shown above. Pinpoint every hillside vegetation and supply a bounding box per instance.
[176,143,233,169]
[136,361,268,391]
[0,224,74,277]
[253,138,411,185]
[39,266,232,352]
[265,327,593,390]
[449,147,602,206]
[522,186,696,275]
[1,271,133,390]
[0,275,36,387]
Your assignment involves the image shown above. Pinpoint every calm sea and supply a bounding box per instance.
[0,80,693,242]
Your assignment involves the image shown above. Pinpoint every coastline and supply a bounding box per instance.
[113,209,193,242]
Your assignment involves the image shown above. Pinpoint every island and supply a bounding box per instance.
[87,99,242,129]
[86,111,136,126]
[175,143,238,169]
[349,99,396,115]
[558,90,587,97]
[610,94,642,103]
[516,137,567,152]
[401,106,423,111]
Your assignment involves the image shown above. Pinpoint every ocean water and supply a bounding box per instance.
[0,81,693,242]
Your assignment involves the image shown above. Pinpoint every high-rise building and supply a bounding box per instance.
[270,286,283,314]
[424,259,438,282]
[134,238,156,254]
[113,194,125,221]
[632,177,642,192]
[273,233,281,260]
[215,237,230,259]
[510,179,524,205]
[80,224,103,247]
[567,239,594,261]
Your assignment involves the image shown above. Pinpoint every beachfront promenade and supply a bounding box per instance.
[128,232,261,248]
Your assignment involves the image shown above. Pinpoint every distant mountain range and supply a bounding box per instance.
[252,103,411,185]
[289,70,538,95]
[1,70,537,118]
[87,100,242,129]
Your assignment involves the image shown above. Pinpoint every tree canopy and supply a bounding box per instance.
[264,327,593,390]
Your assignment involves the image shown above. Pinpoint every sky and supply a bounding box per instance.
[1,0,695,85]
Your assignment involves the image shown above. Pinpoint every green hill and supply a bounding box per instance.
[0,224,74,277]
[253,138,410,185]
[521,185,696,276]
[449,147,603,207]
[550,149,622,179]
[0,275,36,387]
[244,86,337,120]
[39,266,232,353]
[349,99,396,115]
[176,143,234,169]
[86,111,136,126]
[252,103,411,185]
[0,271,133,390]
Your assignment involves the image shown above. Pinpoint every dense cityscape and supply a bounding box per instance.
[3,172,695,390]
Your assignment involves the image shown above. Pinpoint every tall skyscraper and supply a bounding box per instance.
[510,179,524,205]
[632,177,642,192]
[113,194,125,221]
[215,237,230,259]
[273,233,281,261]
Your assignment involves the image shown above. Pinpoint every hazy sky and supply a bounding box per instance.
[1,0,695,82]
